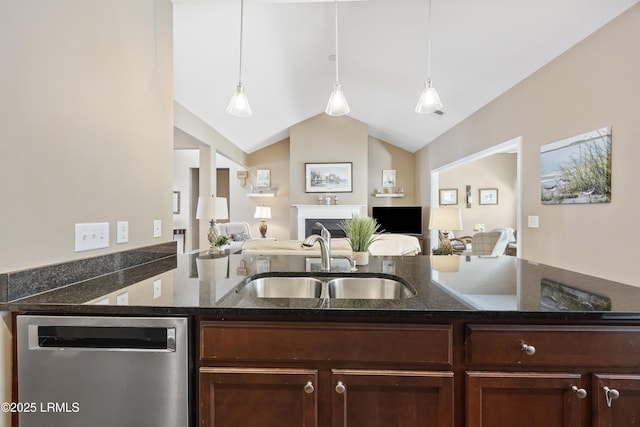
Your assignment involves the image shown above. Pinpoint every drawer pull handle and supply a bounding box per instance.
[521,343,536,355]
[304,381,314,394]
[604,386,620,407]
[335,381,346,394]
[571,386,587,399]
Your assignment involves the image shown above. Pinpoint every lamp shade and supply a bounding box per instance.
[195,196,216,220]
[254,206,272,219]
[226,84,252,117]
[415,80,443,114]
[428,207,462,231]
[325,83,350,116]
[215,197,229,220]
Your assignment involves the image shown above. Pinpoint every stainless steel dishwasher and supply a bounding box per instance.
[17,315,191,427]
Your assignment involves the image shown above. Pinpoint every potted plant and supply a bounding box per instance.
[338,216,383,265]
[214,235,230,252]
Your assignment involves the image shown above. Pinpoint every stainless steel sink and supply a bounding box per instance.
[328,277,415,299]
[242,277,323,298]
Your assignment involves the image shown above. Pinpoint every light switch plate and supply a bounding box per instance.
[153,220,162,238]
[528,215,539,228]
[75,222,109,252]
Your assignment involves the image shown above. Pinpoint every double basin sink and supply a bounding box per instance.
[238,274,416,300]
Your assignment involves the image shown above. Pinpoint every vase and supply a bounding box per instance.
[352,251,369,266]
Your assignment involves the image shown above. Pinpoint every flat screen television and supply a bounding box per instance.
[371,206,423,235]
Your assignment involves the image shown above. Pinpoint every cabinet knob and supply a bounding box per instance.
[603,386,620,407]
[304,381,314,394]
[571,386,588,399]
[335,381,346,394]
[521,343,536,356]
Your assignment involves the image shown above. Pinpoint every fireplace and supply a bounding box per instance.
[293,205,366,240]
[305,219,346,238]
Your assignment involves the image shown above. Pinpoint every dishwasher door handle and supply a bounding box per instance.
[28,325,177,352]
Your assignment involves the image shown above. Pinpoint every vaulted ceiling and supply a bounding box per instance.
[173,0,638,154]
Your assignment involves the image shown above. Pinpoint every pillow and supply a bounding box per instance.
[230,232,248,242]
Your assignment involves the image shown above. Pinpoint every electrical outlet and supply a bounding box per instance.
[116,221,129,244]
[75,222,109,252]
[116,292,129,305]
[153,220,162,238]
[153,279,162,299]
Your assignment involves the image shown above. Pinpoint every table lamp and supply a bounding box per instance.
[254,205,272,238]
[428,207,462,255]
[196,196,229,252]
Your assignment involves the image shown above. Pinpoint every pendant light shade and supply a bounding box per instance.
[228,0,252,117]
[326,0,350,116]
[326,83,350,116]
[227,83,252,117]
[415,0,443,114]
[415,79,443,114]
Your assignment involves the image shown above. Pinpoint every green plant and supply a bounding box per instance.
[431,247,444,255]
[214,235,230,247]
[338,216,383,252]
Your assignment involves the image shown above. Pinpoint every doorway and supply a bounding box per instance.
[429,137,522,256]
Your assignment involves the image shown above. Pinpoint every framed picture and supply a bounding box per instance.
[479,188,499,205]
[439,188,458,205]
[382,169,396,188]
[173,191,180,214]
[540,126,611,204]
[256,169,270,188]
[305,162,353,193]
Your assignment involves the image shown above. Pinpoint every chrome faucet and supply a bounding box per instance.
[315,222,331,252]
[302,234,331,271]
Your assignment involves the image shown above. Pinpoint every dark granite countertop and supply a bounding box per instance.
[3,251,640,322]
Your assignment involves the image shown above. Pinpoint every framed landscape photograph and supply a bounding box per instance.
[305,162,353,193]
[479,188,499,205]
[439,188,458,205]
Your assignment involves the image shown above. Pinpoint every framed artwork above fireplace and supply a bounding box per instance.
[305,162,352,193]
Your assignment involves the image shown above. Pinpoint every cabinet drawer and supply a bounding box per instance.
[201,321,452,366]
[466,325,640,368]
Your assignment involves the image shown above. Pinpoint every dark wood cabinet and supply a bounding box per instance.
[466,371,586,427]
[465,324,640,427]
[331,369,454,427]
[198,321,454,427]
[199,367,318,427]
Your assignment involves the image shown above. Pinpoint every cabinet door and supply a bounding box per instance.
[592,374,640,427]
[466,371,586,427]
[200,367,318,427]
[331,369,454,427]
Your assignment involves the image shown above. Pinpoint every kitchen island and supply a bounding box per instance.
[3,250,640,427]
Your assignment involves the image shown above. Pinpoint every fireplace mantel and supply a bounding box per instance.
[293,204,366,240]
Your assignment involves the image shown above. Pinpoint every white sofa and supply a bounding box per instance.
[241,234,421,257]
[215,222,253,252]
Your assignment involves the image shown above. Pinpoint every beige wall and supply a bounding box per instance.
[368,136,416,210]
[418,4,640,286]
[439,154,517,236]
[1,0,174,272]
[245,139,291,240]
[0,0,174,424]
[289,114,369,236]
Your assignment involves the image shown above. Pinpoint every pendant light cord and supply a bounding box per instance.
[238,0,245,85]
[334,0,339,84]
[427,0,432,79]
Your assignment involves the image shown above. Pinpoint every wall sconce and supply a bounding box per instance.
[466,185,472,208]
[236,170,248,186]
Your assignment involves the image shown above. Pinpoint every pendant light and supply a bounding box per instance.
[415,0,443,114]
[227,0,252,117]
[325,0,350,116]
